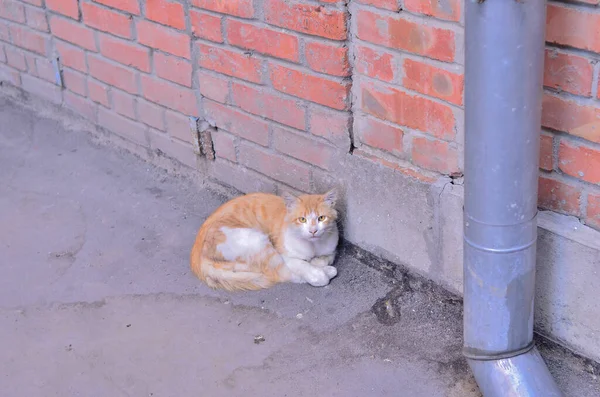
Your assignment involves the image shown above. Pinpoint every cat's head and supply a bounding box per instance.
[283,189,338,240]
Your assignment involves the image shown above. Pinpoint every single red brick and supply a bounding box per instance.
[112,89,136,119]
[272,125,335,169]
[93,0,140,15]
[402,58,464,105]
[154,52,192,87]
[198,71,229,103]
[82,2,132,38]
[87,78,110,107]
[21,0,43,6]
[88,55,138,94]
[356,116,403,156]
[63,68,87,96]
[232,82,306,130]
[46,0,78,19]
[63,91,97,122]
[148,129,197,168]
[357,9,454,62]
[361,81,455,140]
[542,94,600,144]
[56,41,87,72]
[203,100,269,146]
[558,139,600,184]
[546,4,600,54]
[191,0,254,18]
[25,5,49,32]
[213,132,236,162]
[411,136,459,174]
[355,0,400,11]
[539,134,554,171]
[309,106,351,148]
[355,45,394,82]
[190,9,222,42]
[137,99,165,131]
[98,105,147,145]
[0,0,25,23]
[305,41,349,77]
[228,19,299,62]
[270,64,349,110]
[586,192,600,229]
[137,20,190,59]
[404,0,461,22]
[538,175,581,216]
[197,43,262,83]
[9,25,48,55]
[264,0,347,40]
[146,0,185,30]
[238,143,311,191]
[5,46,27,71]
[543,49,593,97]
[49,16,97,51]
[140,75,198,115]
[164,110,193,143]
[99,34,151,72]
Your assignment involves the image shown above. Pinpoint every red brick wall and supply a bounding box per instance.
[1,0,599,230]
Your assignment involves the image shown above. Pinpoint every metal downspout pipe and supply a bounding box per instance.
[463,0,563,395]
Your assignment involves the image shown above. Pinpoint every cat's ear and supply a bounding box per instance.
[323,188,338,207]
[282,191,298,210]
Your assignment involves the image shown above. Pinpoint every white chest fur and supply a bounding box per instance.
[283,228,339,260]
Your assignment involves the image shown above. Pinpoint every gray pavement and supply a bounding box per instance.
[0,97,598,396]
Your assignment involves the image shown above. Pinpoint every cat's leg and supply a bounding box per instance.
[282,257,331,287]
[310,254,337,279]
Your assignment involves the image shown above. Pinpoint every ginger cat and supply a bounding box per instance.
[190,190,339,291]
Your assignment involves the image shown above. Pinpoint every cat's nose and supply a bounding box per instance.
[310,229,317,235]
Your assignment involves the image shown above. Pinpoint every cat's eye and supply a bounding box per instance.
[298,217,307,223]
[318,215,327,222]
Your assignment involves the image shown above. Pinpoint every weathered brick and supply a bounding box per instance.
[587,192,600,229]
[558,139,600,184]
[82,2,132,38]
[538,175,581,216]
[22,74,62,104]
[98,105,147,145]
[34,57,56,82]
[211,160,277,193]
[305,41,349,77]
[191,0,254,18]
[63,91,97,122]
[165,110,193,143]
[46,0,78,20]
[0,21,9,41]
[112,89,136,119]
[137,99,165,131]
[190,9,222,42]
[56,41,87,72]
[87,78,110,107]
[9,25,48,54]
[203,100,269,146]
[361,81,455,140]
[540,133,554,171]
[5,46,27,71]
[264,0,347,40]
[154,52,192,87]
[148,129,197,168]
[543,49,593,97]
[357,9,454,62]
[232,82,306,130]
[137,20,190,59]
[198,70,229,103]
[146,0,185,30]
[198,43,262,83]
[213,131,236,162]
[63,68,87,96]
[93,0,140,15]
[355,45,394,82]
[403,58,463,105]
[411,136,459,174]
[353,149,437,183]
[21,0,43,6]
[0,64,21,86]
[355,0,399,11]
[99,34,151,72]
[50,16,97,51]
[0,44,6,63]
[404,0,461,22]
[542,94,600,144]
[270,64,349,110]
[227,20,299,62]
[88,55,138,94]
[238,143,311,191]
[546,4,600,54]
[0,0,25,23]
[273,125,334,170]
[356,115,403,156]
[25,5,49,32]
[140,75,198,115]
[309,106,351,148]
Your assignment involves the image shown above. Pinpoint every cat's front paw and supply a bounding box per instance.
[323,266,337,279]
[305,268,331,287]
